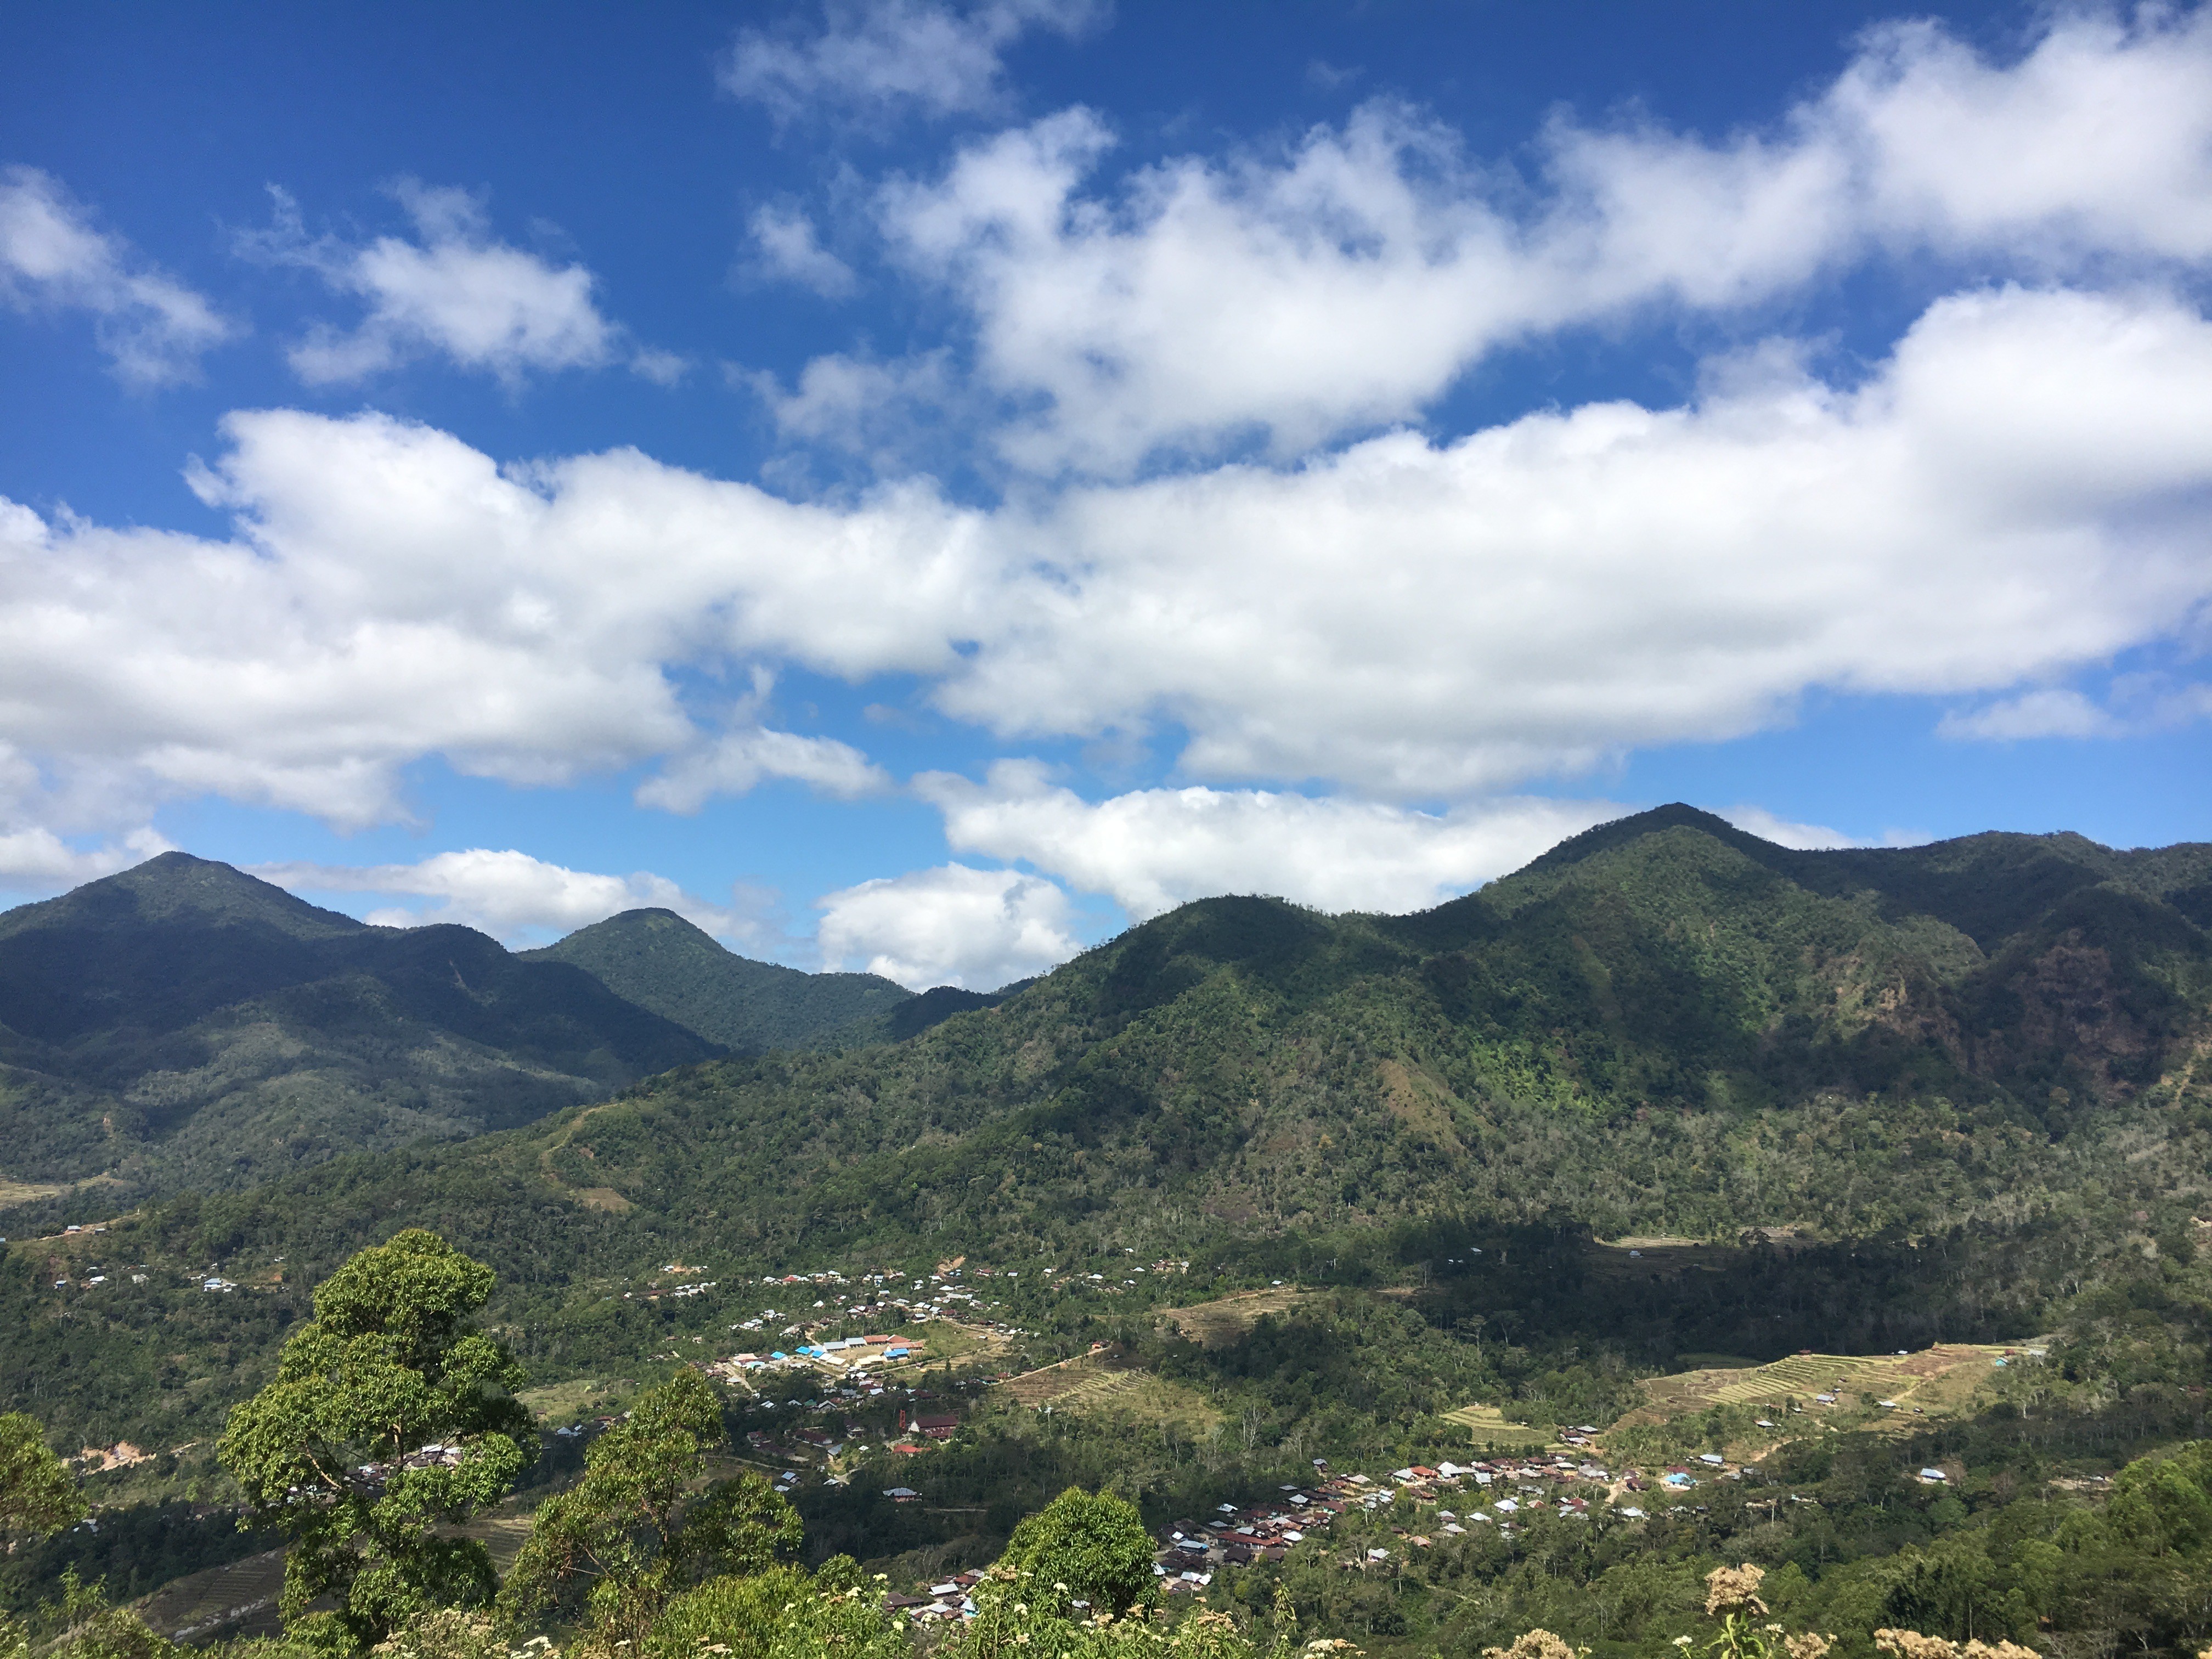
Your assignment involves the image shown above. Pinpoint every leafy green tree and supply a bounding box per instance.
[218,1231,532,1652]
[997,1486,1157,1618]
[498,1371,799,1650]
[0,1412,85,1542]
[643,1564,912,1659]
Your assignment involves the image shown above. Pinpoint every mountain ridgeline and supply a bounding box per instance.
[0,856,953,1200]
[489,805,2212,1263]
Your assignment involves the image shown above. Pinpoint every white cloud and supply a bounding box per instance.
[637,724,891,813]
[0,825,172,894]
[749,204,859,296]
[746,348,962,465]
[0,165,234,386]
[920,761,1618,917]
[723,0,1105,127]
[254,848,770,949]
[928,286,2212,794]
[871,8,2212,472]
[1716,805,1863,851]
[0,407,987,828]
[248,181,662,387]
[5,284,2212,840]
[817,861,1077,989]
[1937,687,2120,741]
[1938,676,2212,741]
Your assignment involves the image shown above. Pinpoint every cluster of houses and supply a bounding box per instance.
[870,1447,1681,1621]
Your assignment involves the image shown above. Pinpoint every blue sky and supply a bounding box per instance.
[4,1,2210,988]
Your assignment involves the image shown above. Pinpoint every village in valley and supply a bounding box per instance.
[510,1252,2046,1628]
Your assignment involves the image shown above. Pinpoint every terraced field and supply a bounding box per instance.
[998,1350,1220,1434]
[1153,1286,1322,1347]
[1621,1342,2040,1435]
[1440,1403,1553,1448]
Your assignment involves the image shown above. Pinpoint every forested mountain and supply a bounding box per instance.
[10,808,2207,1444]
[519,908,913,1051]
[490,805,2212,1260]
[0,858,732,1200]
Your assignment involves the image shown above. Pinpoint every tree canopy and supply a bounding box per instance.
[499,1370,800,1650]
[218,1231,532,1651]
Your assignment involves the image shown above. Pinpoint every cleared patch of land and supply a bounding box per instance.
[1154,1286,1321,1347]
[1000,1350,1221,1434]
[1441,1403,1552,1448]
[516,1375,634,1425]
[135,1549,287,1643]
[1613,1341,2040,1441]
[0,1176,69,1209]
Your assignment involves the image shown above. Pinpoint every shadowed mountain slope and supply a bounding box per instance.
[0,854,721,1196]
[520,908,912,1052]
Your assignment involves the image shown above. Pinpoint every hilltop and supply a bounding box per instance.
[521,909,912,1051]
[7,806,2203,1436]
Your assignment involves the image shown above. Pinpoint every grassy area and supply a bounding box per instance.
[1607,1340,2042,1460]
[1440,1403,1553,1449]
[998,1350,1223,1435]
[1153,1286,1319,1347]
[515,1375,636,1426]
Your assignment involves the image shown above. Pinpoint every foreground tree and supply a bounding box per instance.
[0,1411,86,1543]
[498,1371,799,1651]
[219,1231,532,1653]
[997,1486,1158,1619]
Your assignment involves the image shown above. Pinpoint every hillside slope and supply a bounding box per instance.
[57,806,2207,1267]
[516,809,2210,1260]
[0,854,721,1196]
[519,909,912,1052]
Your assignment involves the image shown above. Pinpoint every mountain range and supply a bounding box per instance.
[6,804,2211,1489]
[0,855,961,1200]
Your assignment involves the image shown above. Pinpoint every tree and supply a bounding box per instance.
[0,1412,85,1543]
[498,1371,799,1650]
[997,1486,1156,1618]
[218,1231,533,1652]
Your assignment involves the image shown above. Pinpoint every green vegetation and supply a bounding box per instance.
[1001,1487,1158,1617]
[218,1231,534,1649]
[499,1373,799,1648]
[1,1411,84,1542]
[3,808,2212,1656]
[520,909,912,1053]
[0,856,719,1200]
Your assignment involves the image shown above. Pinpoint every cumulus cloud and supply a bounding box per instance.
[0,165,234,386]
[246,181,664,386]
[0,825,173,894]
[930,287,2212,794]
[5,283,2212,838]
[1938,676,2212,741]
[749,204,859,296]
[871,8,2212,472]
[1716,805,1867,851]
[0,408,984,828]
[723,0,1105,127]
[816,861,1078,988]
[745,348,963,467]
[254,848,770,948]
[920,762,1619,917]
[637,723,891,813]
